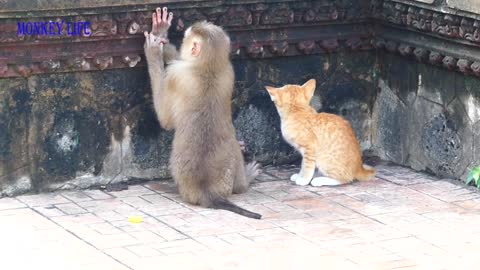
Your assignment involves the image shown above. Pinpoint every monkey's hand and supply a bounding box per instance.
[144,32,167,63]
[151,7,173,38]
[239,140,246,152]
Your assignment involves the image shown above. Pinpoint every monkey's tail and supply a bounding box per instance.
[210,196,262,219]
[355,164,376,181]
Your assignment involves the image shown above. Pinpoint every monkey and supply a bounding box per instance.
[144,7,262,219]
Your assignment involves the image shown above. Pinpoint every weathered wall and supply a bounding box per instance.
[369,0,480,179]
[372,52,480,179]
[0,52,375,195]
[1,0,480,196]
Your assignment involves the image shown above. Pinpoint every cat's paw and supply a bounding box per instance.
[295,176,312,186]
[290,174,300,182]
[311,177,342,187]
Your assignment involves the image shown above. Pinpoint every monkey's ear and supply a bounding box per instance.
[191,41,202,57]
[302,79,316,100]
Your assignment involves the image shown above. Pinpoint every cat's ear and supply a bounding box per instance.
[302,79,316,100]
[265,86,277,95]
[265,86,279,102]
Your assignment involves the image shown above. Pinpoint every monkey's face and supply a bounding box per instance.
[180,28,202,61]
[265,79,317,108]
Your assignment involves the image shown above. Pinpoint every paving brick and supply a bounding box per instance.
[263,164,300,179]
[254,172,279,182]
[89,222,124,235]
[55,203,88,215]
[61,191,94,202]
[78,198,137,214]
[0,197,26,210]
[93,210,125,222]
[107,185,156,198]
[120,196,154,209]
[83,190,113,200]
[2,164,480,269]
[33,205,66,217]
[129,230,166,244]
[126,244,164,257]
[17,193,71,207]
[216,233,254,245]
[87,232,140,249]
[144,180,178,194]
[195,235,232,250]
[103,247,140,266]
[151,239,207,254]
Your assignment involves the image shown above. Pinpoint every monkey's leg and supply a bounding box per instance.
[233,159,248,194]
[233,158,261,194]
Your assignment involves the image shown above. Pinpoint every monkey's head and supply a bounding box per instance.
[180,21,231,64]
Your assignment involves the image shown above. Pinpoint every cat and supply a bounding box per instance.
[265,79,375,186]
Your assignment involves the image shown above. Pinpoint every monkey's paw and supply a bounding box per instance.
[144,32,167,60]
[151,7,173,37]
[238,140,245,152]
[245,161,262,183]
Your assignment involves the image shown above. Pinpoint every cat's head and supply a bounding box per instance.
[265,79,316,107]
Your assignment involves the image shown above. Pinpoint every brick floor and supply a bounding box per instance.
[1,162,480,269]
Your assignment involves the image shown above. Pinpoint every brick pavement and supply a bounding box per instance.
[1,162,480,269]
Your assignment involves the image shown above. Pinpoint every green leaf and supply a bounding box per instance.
[477,180,480,189]
[474,171,480,185]
[466,171,475,185]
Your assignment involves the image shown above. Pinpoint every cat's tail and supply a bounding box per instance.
[355,164,376,181]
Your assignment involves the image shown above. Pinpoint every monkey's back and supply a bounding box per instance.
[168,65,240,205]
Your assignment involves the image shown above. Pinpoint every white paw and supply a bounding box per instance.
[290,173,300,182]
[311,177,342,187]
[295,176,312,186]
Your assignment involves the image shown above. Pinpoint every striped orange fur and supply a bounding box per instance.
[265,79,375,187]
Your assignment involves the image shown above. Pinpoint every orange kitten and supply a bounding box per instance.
[265,79,375,186]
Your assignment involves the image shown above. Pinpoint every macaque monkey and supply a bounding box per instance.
[144,7,261,219]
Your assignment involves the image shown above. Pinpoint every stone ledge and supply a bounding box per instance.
[2,0,480,78]
[447,0,480,15]
[0,0,372,77]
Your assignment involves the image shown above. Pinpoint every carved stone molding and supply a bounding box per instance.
[1,0,480,78]
[373,0,480,77]
[0,0,374,78]
[374,36,480,76]
[374,0,480,45]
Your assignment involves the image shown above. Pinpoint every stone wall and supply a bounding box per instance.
[372,53,480,180]
[370,0,480,179]
[1,0,480,196]
[0,52,376,195]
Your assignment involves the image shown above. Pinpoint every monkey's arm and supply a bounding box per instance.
[144,7,176,130]
[151,72,175,131]
[163,43,178,64]
[145,34,175,130]
[146,59,175,130]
